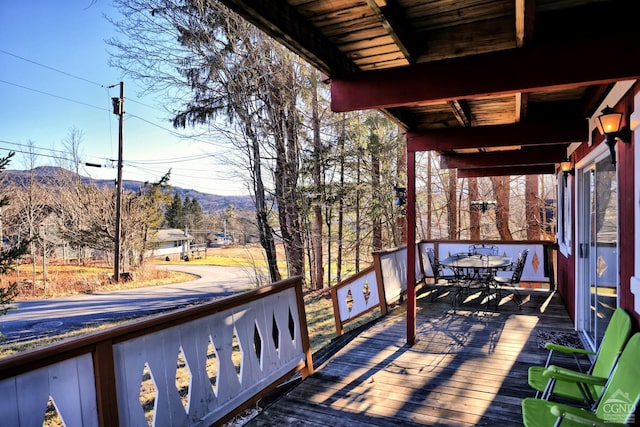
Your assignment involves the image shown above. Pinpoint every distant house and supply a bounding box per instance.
[148,229,193,259]
[205,232,234,247]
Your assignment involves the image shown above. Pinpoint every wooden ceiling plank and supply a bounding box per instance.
[218,0,358,76]
[440,145,567,169]
[407,119,586,151]
[365,0,417,63]
[458,165,556,177]
[447,100,473,127]
[515,0,535,47]
[330,29,640,112]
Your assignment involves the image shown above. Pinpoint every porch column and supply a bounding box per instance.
[407,150,416,345]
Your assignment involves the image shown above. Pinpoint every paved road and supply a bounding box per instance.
[0,265,259,343]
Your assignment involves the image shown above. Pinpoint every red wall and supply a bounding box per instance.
[618,88,638,327]
[557,250,576,321]
[562,84,638,327]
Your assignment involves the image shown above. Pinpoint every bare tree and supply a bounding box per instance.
[490,176,513,240]
[109,0,286,282]
[447,170,458,239]
[468,177,481,240]
[0,152,29,326]
[309,70,324,289]
[526,175,541,240]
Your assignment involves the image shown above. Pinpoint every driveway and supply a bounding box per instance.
[0,265,260,344]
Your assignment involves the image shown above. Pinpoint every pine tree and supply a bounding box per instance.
[186,198,203,230]
[166,192,184,229]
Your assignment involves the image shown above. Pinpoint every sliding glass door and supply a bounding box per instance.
[577,151,618,349]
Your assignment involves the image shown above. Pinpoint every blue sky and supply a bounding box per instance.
[0,0,248,195]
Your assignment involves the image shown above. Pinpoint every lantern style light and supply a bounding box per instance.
[595,106,631,168]
[560,157,574,186]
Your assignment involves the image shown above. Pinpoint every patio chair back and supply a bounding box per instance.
[425,248,456,283]
[425,248,438,277]
[590,307,633,382]
[509,249,528,284]
[469,244,498,256]
[528,307,632,404]
[594,332,640,423]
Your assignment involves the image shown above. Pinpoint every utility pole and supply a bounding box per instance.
[111,81,124,282]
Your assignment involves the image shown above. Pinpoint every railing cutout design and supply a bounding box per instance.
[0,276,311,427]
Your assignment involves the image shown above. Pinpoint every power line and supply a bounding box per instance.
[0,146,72,163]
[125,153,214,165]
[126,113,232,150]
[0,48,107,87]
[0,140,73,155]
[0,79,109,112]
[1,52,241,187]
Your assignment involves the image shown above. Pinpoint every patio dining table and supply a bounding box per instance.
[440,253,512,309]
[441,253,512,274]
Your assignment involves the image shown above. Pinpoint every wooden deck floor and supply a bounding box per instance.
[246,287,581,427]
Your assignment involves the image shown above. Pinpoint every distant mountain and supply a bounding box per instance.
[2,166,254,213]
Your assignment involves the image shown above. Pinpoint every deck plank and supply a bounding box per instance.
[246,288,582,426]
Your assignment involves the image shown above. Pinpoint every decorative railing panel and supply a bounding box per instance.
[0,354,99,426]
[330,266,383,335]
[0,276,311,427]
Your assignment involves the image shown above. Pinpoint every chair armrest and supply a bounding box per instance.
[543,365,607,385]
[549,405,627,427]
[544,342,595,356]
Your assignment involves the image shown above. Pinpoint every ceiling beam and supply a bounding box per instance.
[515,0,535,47]
[366,0,416,64]
[330,30,640,112]
[218,0,358,76]
[440,145,567,169]
[407,119,586,152]
[458,165,556,178]
[447,100,474,127]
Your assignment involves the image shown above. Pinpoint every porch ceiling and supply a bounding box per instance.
[217,0,640,175]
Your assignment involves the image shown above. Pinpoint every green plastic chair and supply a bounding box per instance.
[522,332,640,426]
[528,307,632,408]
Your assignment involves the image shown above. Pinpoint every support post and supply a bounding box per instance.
[406,150,416,345]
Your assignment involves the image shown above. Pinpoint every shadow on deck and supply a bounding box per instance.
[246,287,580,426]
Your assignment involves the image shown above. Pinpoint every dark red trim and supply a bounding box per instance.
[331,30,640,112]
[407,119,586,152]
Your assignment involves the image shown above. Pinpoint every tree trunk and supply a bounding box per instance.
[526,175,541,240]
[371,148,382,251]
[447,170,458,239]
[248,125,281,283]
[426,152,432,239]
[355,147,362,273]
[468,177,480,239]
[283,84,305,280]
[396,142,407,245]
[311,73,324,289]
[491,176,513,240]
[336,119,345,283]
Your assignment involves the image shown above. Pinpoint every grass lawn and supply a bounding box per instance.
[1,244,378,358]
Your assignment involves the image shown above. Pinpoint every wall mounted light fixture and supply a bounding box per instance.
[560,157,574,186]
[394,186,407,215]
[470,200,496,214]
[596,106,631,168]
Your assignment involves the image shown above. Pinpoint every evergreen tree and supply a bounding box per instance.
[185,197,203,230]
[165,192,184,228]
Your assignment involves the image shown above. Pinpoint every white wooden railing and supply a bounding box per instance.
[330,239,555,335]
[421,240,555,286]
[0,276,312,427]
